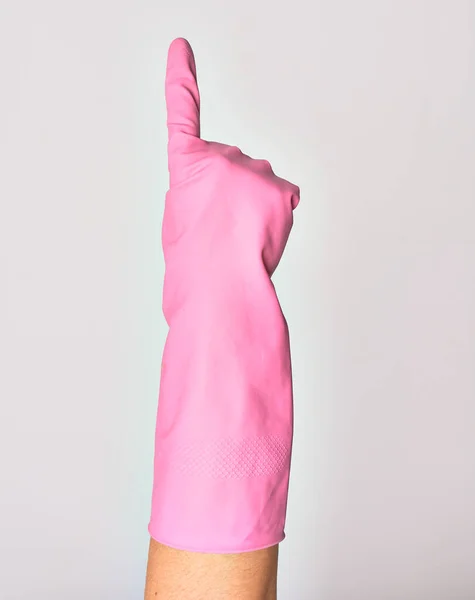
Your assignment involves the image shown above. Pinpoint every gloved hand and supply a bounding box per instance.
[148,38,300,553]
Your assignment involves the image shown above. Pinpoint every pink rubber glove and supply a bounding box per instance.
[148,38,300,553]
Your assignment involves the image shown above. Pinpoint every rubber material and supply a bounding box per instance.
[149,38,300,553]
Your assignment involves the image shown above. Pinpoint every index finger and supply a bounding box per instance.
[165,38,201,144]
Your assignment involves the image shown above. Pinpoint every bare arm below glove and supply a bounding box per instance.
[144,539,278,600]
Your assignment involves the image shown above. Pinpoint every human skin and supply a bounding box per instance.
[144,539,278,599]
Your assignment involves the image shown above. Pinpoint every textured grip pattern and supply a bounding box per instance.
[171,434,290,479]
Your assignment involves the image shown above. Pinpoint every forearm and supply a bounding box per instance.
[149,261,292,553]
[144,539,278,600]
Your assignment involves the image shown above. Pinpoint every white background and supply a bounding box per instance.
[1,1,474,598]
